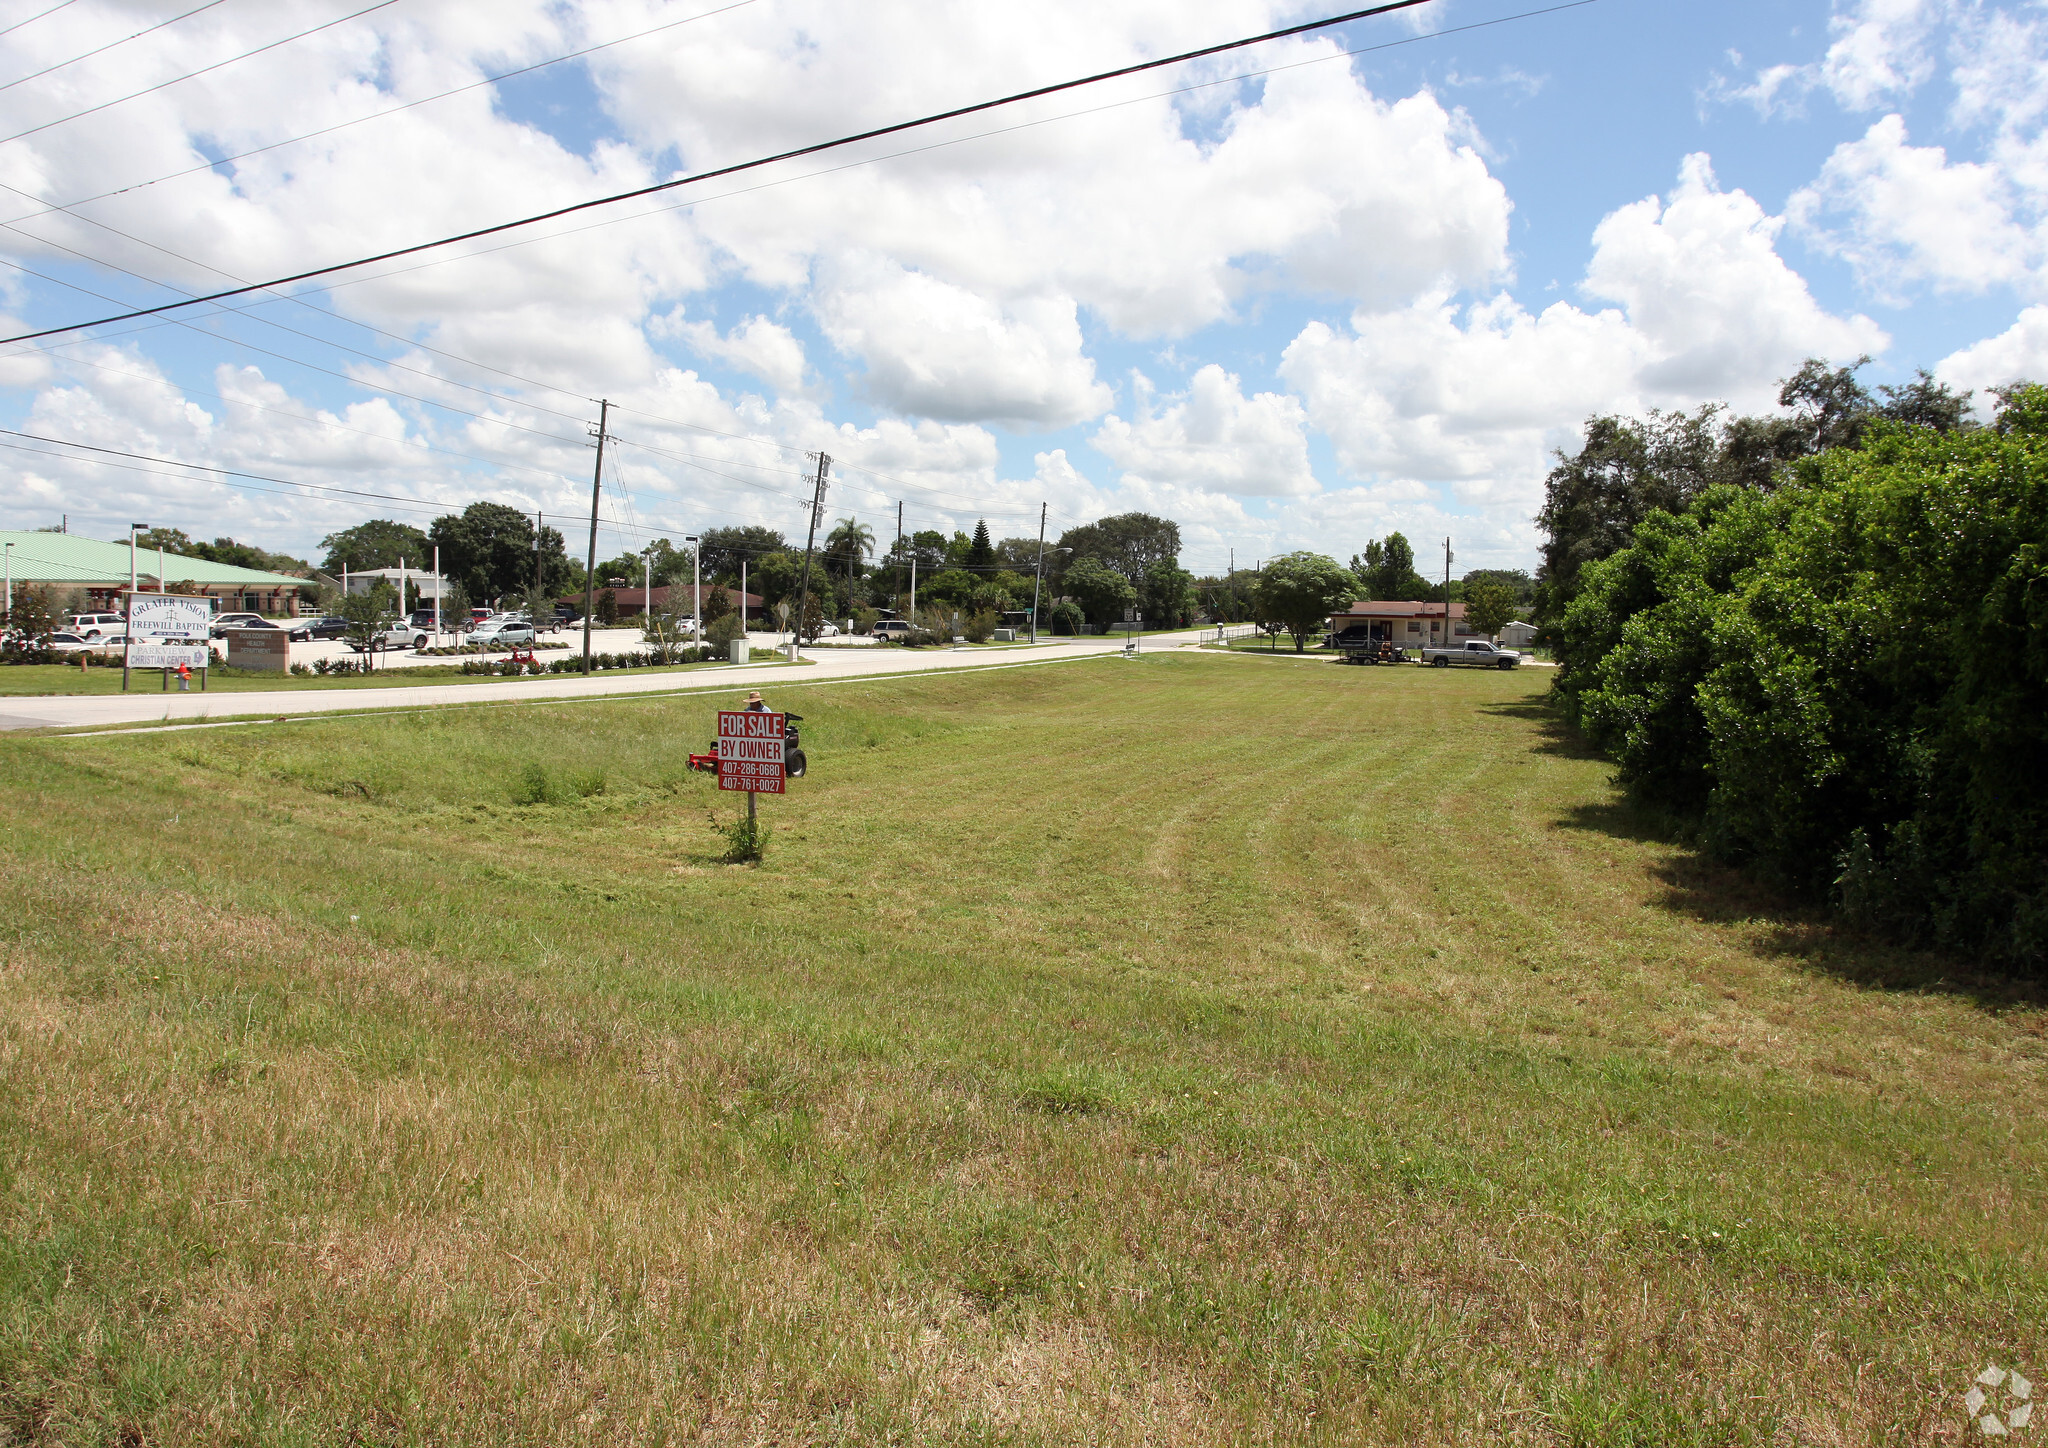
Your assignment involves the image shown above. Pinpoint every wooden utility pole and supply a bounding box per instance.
[789,452,830,660]
[895,500,903,606]
[534,510,544,596]
[1029,501,1048,644]
[580,400,609,674]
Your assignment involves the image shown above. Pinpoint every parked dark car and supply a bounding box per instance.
[218,614,321,642]
[300,616,351,640]
[210,611,269,638]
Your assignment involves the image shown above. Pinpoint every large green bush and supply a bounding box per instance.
[1555,389,2048,968]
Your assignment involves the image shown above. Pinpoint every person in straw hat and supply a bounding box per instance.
[742,689,769,712]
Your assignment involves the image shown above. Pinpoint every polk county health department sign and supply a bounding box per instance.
[125,592,212,669]
[716,710,786,794]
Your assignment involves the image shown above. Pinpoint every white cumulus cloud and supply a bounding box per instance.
[1092,365,1316,497]
[1280,157,1885,539]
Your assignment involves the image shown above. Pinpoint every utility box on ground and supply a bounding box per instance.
[729,639,748,665]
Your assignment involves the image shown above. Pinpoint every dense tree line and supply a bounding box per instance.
[1548,364,2046,970]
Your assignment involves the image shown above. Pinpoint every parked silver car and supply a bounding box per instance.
[469,619,537,648]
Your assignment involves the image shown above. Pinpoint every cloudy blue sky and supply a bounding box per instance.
[0,0,2041,575]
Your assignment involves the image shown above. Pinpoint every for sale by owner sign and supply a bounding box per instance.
[716,710,786,793]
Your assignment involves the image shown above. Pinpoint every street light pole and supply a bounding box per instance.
[688,535,701,648]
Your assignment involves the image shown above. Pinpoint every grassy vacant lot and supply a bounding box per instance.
[1,653,2041,1445]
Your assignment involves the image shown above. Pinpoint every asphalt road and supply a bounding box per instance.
[1,631,1209,733]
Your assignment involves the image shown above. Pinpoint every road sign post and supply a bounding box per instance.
[717,709,787,833]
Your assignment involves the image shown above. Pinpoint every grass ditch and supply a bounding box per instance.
[0,653,2040,1443]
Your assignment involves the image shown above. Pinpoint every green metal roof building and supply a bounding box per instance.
[0,531,314,616]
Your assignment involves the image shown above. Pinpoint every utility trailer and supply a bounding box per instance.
[1327,625,1411,665]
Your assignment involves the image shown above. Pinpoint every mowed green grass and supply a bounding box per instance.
[1,652,2042,1445]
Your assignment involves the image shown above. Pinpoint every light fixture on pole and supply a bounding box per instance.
[686,535,701,645]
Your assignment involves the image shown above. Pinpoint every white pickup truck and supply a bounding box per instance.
[1420,639,1524,670]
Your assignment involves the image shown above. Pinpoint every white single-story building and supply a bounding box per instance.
[1327,599,1471,644]
[344,566,450,600]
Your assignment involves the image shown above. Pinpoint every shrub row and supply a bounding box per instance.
[1553,389,2048,969]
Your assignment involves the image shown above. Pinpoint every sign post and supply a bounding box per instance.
[124,592,212,692]
[716,710,786,830]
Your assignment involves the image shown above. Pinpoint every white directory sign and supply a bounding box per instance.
[127,593,212,642]
[128,644,211,669]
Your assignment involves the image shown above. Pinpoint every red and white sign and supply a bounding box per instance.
[716,710,786,793]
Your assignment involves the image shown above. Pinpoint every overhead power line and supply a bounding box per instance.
[0,0,229,95]
[0,425,887,549]
[0,0,1585,519]
[0,0,79,40]
[0,0,761,224]
[0,0,401,148]
[0,0,1439,345]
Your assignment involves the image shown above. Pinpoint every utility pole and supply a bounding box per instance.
[789,452,829,661]
[692,535,702,645]
[740,554,748,647]
[534,510,544,597]
[895,500,903,605]
[1029,501,1048,644]
[1443,536,1453,647]
[580,399,610,674]
[433,545,442,639]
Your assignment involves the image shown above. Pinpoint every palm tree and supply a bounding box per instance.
[824,518,874,616]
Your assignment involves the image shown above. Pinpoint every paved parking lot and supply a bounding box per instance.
[229,626,873,670]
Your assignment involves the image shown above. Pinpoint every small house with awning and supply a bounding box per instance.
[0,530,313,616]
[1326,599,1471,645]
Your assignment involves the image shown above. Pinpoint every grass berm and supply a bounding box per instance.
[0,650,2041,1444]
